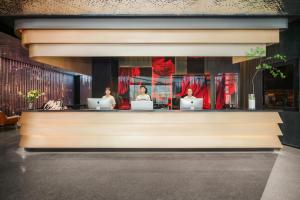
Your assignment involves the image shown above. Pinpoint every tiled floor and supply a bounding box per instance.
[1,127,300,200]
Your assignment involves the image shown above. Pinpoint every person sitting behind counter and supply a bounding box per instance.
[184,88,196,99]
[102,87,116,109]
[135,85,151,101]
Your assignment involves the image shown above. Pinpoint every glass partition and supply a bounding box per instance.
[172,74,211,109]
[117,57,175,109]
[215,73,239,109]
[118,67,152,109]
[117,57,239,110]
[151,57,175,109]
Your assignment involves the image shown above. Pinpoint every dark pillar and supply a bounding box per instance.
[92,58,118,97]
[187,57,204,74]
[73,75,81,108]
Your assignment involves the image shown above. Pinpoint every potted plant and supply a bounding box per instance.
[18,90,45,110]
[246,47,287,110]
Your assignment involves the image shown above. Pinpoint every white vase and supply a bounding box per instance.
[28,102,33,110]
[248,94,256,110]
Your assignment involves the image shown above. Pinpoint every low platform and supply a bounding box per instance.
[19,110,283,149]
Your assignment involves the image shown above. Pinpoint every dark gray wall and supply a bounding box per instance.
[266,19,300,148]
[240,19,300,110]
[268,19,300,111]
[280,112,300,148]
[268,19,300,60]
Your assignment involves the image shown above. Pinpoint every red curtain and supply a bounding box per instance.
[118,67,141,95]
[215,73,237,109]
[215,74,225,109]
[117,67,141,109]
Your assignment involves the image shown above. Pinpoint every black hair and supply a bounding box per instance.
[140,85,148,94]
[105,87,112,94]
[187,88,193,95]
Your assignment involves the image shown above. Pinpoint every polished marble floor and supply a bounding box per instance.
[1,127,300,200]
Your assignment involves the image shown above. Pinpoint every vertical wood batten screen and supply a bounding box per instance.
[0,56,74,116]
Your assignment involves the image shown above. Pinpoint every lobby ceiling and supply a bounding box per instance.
[0,0,300,16]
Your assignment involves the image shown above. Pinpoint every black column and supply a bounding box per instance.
[92,58,118,97]
[187,57,204,74]
[73,75,81,108]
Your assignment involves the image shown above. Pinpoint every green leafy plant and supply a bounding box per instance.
[246,47,287,94]
[18,90,45,103]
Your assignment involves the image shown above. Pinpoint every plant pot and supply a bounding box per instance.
[248,94,256,110]
[28,102,33,110]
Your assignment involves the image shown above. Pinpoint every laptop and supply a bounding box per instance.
[180,98,203,110]
[131,101,153,111]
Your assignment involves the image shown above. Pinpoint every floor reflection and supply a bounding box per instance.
[1,127,298,200]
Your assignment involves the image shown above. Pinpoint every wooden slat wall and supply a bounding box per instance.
[0,56,75,116]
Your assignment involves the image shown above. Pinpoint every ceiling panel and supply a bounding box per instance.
[21,29,280,45]
[28,43,266,57]
[1,0,300,16]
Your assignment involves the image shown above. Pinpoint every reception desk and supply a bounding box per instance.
[19,110,283,149]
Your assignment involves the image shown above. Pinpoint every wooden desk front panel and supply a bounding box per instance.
[19,112,283,149]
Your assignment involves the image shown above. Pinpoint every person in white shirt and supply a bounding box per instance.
[102,87,116,109]
[184,88,196,99]
[136,85,151,101]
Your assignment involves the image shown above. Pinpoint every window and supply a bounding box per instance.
[263,61,299,111]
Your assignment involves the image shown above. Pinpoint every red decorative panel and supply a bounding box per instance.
[172,74,211,109]
[0,57,74,116]
[117,67,143,109]
[215,73,239,109]
[117,57,212,110]
[152,57,175,108]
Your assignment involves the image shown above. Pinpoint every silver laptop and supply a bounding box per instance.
[131,101,153,111]
[180,98,203,110]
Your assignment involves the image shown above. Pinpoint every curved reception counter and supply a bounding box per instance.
[19,110,283,150]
